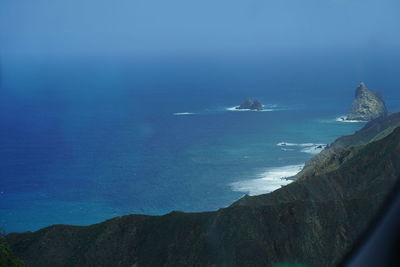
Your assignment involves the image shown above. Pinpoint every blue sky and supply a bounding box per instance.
[1,0,399,58]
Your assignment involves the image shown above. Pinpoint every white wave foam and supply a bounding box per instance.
[277,142,326,154]
[266,104,279,108]
[225,106,274,112]
[300,146,325,155]
[280,148,295,151]
[277,142,305,147]
[336,116,367,123]
[277,142,325,147]
[230,164,304,196]
[173,112,194,116]
[226,106,241,111]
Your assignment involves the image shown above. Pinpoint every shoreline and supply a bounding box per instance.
[229,164,305,196]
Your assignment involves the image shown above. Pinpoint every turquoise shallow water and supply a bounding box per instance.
[0,55,399,233]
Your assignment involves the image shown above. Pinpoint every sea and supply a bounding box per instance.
[1,50,400,233]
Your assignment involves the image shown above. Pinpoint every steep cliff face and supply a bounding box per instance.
[293,112,400,180]
[6,124,400,266]
[347,82,388,121]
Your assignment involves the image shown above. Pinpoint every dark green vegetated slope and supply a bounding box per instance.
[0,238,24,267]
[293,112,400,179]
[6,123,400,267]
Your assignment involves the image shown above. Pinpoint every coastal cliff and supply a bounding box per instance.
[347,82,388,121]
[293,112,400,180]
[5,114,400,267]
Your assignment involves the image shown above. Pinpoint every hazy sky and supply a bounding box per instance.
[1,0,399,58]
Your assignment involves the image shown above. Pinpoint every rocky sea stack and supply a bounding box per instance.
[236,98,263,110]
[347,82,388,121]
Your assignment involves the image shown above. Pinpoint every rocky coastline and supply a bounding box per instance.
[5,113,400,267]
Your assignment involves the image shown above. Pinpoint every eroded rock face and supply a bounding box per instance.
[236,99,263,110]
[293,112,400,180]
[347,82,388,121]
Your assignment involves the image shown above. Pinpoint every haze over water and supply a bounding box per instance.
[1,0,400,232]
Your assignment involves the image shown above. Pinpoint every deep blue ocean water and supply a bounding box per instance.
[1,51,399,233]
